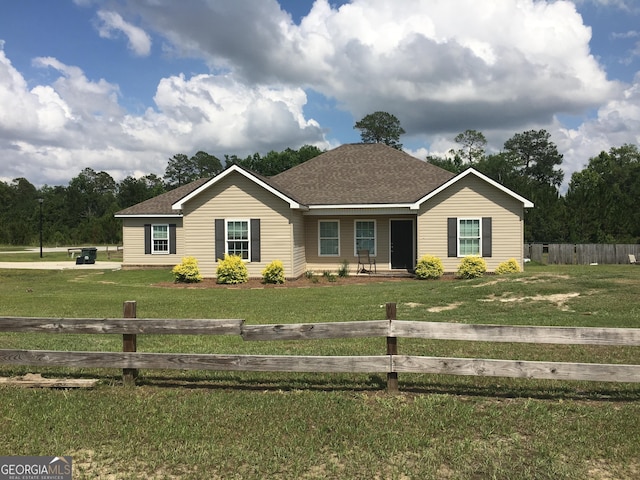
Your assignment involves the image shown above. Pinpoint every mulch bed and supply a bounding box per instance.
[156,274,425,289]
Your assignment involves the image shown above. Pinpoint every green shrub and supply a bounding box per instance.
[304,270,315,280]
[495,258,521,274]
[262,260,285,284]
[171,256,203,283]
[414,254,444,280]
[216,254,248,284]
[456,256,487,279]
[338,260,349,277]
[323,271,337,282]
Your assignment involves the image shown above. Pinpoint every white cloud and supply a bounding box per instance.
[0,41,327,186]
[0,48,71,141]
[0,0,633,190]
[123,72,326,155]
[96,10,152,57]
[553,74,640,184]
[125,0,617,135]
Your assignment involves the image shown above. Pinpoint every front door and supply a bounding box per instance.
[390,220,414,270]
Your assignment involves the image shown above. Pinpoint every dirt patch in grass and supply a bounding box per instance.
[586,459,640,480]
[474,274,571,288]
[404,302,425,308]
[71,448,199,480]
[156,275,420,289]
[480,292,581,311]
[427,302,463,313]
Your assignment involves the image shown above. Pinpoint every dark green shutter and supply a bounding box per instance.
[482,217,492,257]
[215,219,225,261]
[251,219,261,262]
[169,224,177,254]
[144,224,151,255]
[447,218,457,257]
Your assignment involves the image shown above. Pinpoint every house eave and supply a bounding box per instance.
[171,165,304,210]
[114,213,183,219]
[304,203,416,216]
[412,168,535,209]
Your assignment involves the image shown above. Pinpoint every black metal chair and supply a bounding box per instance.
[357,249,376,274]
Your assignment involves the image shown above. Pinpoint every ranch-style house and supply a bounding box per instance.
[115,143,534,278]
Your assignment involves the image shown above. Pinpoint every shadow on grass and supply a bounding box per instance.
[131,372,640,402]
[3,367,638,402]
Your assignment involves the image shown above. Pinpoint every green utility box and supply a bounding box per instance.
[75,247,97,265]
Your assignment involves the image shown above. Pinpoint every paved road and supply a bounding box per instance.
[0,247,122,270]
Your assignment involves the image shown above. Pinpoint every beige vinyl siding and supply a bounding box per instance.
[290,210,307,278]
[304,215,393,273]
[181,172,296,278]
[418,175,525,272]
[120,217,184,267]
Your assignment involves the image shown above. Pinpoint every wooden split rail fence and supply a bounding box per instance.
[0,301,639,392]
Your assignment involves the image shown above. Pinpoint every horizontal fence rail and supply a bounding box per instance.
[0,301,639,391]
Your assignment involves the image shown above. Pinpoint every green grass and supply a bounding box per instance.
[1,265,640,479]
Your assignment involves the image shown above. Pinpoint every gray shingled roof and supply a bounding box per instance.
[269,143,455,205]
[116,144,455,216]
[115,177,210,216]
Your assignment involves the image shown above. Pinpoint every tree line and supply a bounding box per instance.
[354,112,639,244]
[425,129,640,244]
[1,111,638,247]
[0,146,323,247]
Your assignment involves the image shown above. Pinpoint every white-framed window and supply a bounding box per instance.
[226,220,250,260]
[355,220,376,255]
[152,224,169,254]
[458,218,481,256]
[319,220,340,256]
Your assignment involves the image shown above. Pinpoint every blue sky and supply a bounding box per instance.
[0,0,639,189]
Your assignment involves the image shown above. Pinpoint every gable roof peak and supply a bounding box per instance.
[115,177,210,217]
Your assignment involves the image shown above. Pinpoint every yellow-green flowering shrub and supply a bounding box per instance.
[495,258,521,274]
[216,254,248,284]
[171,256,203,283]
[262,260,285,284]
[414,254,444,280]
[456,256,487,279]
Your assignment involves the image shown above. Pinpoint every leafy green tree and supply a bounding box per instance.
[503,129,564,187]
[499,130,565,242]
[474,152,520,185]
[354,111,406,149]
[427,130,487,173]
[66,168,119,243]
[451,129,487,165]
[426,154,464,174]
[225,145,323,176]
[1,178,38,245]
[67,168,117,219]
[164,151,223,189]
[118,174,165,208]
[38,185,73,246]
[191,151,223,178]
[163,153,191,189]
[565,145,640,243]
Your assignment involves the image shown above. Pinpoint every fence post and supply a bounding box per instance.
[122,301,138,387]
[386,302,398,394]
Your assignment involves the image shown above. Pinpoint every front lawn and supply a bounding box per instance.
[1,265,639,479]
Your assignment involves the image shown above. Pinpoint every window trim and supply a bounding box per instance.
[457,217,481,257]
[151,224,170,254]
[318,219,340,257]
[354,219,377,257]
[225,219,251,260]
